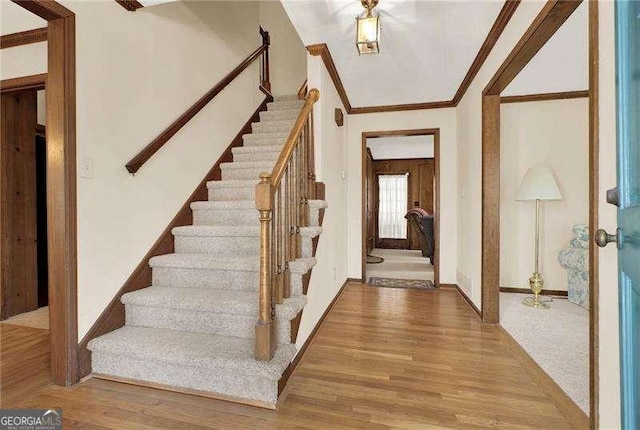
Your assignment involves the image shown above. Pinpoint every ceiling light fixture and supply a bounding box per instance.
[356,0,380,55]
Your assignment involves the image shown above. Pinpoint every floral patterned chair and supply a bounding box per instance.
[557,224,589,309]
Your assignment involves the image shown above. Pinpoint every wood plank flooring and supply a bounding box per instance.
[0,282,583,429]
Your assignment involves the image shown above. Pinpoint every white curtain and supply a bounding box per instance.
[378,174,408,239]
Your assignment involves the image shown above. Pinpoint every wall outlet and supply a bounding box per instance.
[80,157,94,179]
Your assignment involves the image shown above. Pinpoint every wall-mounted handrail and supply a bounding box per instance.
[254,89,319,361]
[126,32,271,174]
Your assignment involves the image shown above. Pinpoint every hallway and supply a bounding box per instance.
[1,282,582,429]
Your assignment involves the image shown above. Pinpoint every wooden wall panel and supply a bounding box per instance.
[372,158,434,250]
[1,90,39,319]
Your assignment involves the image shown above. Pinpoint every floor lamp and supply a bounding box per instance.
[516,167,563,309]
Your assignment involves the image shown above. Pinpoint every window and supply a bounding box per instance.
[378,174,408,239]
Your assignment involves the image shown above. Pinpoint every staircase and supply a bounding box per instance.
[88,94,326,408]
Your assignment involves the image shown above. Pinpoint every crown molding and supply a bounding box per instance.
[306,43,352,112]
[305,0,521,114]
[500,90,589,104]
[452,0,521,105]
[1,27,48,50]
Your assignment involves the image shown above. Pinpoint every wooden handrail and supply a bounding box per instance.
[254,88,320,361]
[126,41,269,174]
[270,89,319,187]
[297,79,308,100]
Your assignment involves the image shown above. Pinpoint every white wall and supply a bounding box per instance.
[500,98,589,291]
[295,54,348,349]
[346,109,458,284]
[597,2,620,428]
[0,1,47,79]
[456,1,547,307]
[259,1,307,97]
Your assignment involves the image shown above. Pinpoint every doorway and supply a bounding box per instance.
[1,88,49,323]
[361,129,440,286]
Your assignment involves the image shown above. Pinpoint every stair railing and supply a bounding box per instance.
[254,88,319,361]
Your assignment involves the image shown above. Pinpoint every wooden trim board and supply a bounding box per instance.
[10,0,78,387]
[500,90,589,104]
[77,97,273,378]
[1,27,47,49]
[1,74,47,93]
[361,129,440,286]
[500,287,568,297]
[114,1,143,12]
[452,0,521,104]
[441,284,482,320]
[92,374,276,410]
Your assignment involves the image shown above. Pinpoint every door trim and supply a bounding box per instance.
[361,129,440,286]
[10,0,78,386]
[480,0,597,425]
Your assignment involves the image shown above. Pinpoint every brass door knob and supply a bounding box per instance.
[595,228,620,249]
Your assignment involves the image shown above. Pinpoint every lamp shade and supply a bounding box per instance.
[515,167,563,201]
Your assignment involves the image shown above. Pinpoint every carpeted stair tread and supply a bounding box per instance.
[190,200,254,210]
[173,225,259,237]
[308,200,328,209]
[150,253,258,271]
[273,95,299,102]
[259,109,300,122]
[220,160,275,170]
[88,326,295,379]
[207,179,258,189]
[122,287,307,319]
[232,145,283,154]
[299,226,322,238]
[266,100,304,111]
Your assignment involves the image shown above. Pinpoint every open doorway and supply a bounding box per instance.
[1,87,49,328]
[361,129,440,287]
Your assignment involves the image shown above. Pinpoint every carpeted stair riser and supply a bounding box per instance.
[125,304,296,345]
[221,167,273,181]
[208,183,256,201]
[232,146,282,163]
[193,207,258,226]
[251,119,296,134]
[242,132,289,147]
[152,266,258,291]
[174,235,259,255]
[259,109,300,122]
[91,352,281,404]
[266,100,304,111]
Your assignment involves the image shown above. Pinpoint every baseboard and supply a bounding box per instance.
[347,277,365,283]
[442,283,482,320]
[498,327,589,428]
[500,287,568,297]
[77,95,273,379]
[277,278,350,395]
[92,374,276,410]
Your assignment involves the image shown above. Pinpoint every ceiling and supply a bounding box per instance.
[281,0,588,107]
[367,135,434,160]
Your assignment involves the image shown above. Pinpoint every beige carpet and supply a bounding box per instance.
[500,292,589,414]
[366,248,434,282]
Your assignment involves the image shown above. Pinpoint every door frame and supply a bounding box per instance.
[480,0,598,425]
[361,128,440,286]
[3,0,78,386]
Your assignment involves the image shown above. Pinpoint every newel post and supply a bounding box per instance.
[260,27,271,92]
[255,172,276,361]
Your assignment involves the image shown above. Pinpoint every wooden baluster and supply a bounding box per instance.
[307,113,316,199]
[255,173,276,361]
[283,169,292,298]
[273,187,282,304]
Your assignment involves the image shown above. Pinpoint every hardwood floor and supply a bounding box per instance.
[0,282,583,429]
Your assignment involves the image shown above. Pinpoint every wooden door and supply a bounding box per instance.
[365,148,375,254]
[1,90,39,319]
